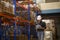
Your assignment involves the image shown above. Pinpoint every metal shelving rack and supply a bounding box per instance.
[0,0,40,40]
[16,0,31,40]
[0,0,31,40]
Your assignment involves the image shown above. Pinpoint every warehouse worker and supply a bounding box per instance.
[36,15,46,40]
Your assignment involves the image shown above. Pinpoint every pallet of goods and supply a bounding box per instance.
[1,0,14,14]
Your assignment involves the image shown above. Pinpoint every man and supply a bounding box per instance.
[36,15,46,40]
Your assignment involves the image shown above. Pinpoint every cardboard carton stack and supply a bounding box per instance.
[1,0,14,14]
[0,1,2,12]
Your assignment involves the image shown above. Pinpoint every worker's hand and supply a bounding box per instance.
[40,27,45,29]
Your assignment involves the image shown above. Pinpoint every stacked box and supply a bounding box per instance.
[9,6,14,14]
[0,2,2,12]
[1,0,14,14]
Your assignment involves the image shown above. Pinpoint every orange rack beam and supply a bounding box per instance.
[0,12,14,20]
[0,12,34,25]
[0,12,29,22]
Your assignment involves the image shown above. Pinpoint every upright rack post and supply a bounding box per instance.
[13,0,16,40]
[28,1,30,40]
[5,24,10,40]
[0,17,3,40]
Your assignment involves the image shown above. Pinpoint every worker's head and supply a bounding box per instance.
[37,15,42,22]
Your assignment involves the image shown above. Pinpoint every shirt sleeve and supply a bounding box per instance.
[41,22,46,29]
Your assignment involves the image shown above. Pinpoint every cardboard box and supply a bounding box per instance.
[1,0,14,14]
[0,3,2,12]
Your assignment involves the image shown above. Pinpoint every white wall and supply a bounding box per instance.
[59,0,60,1]
[36,0,59,3]
[36,0,45,3]
[38,2,60,10]
[46,0,59,3]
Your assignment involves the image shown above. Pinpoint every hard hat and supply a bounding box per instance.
[37,15,42,20]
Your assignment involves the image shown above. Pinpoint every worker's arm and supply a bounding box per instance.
[40,22,46,29]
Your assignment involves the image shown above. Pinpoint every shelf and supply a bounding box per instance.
[0,12,15,20]
[0,1,35,25]
[0,12,31,25]
[2,10,14,15]
[16,2,28,10]
[16,1,34,4]
[16,1,35,10]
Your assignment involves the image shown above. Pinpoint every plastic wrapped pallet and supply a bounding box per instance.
[44,31,53,40]
[42,20,55,40]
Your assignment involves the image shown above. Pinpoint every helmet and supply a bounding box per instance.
[37,15,42,20]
